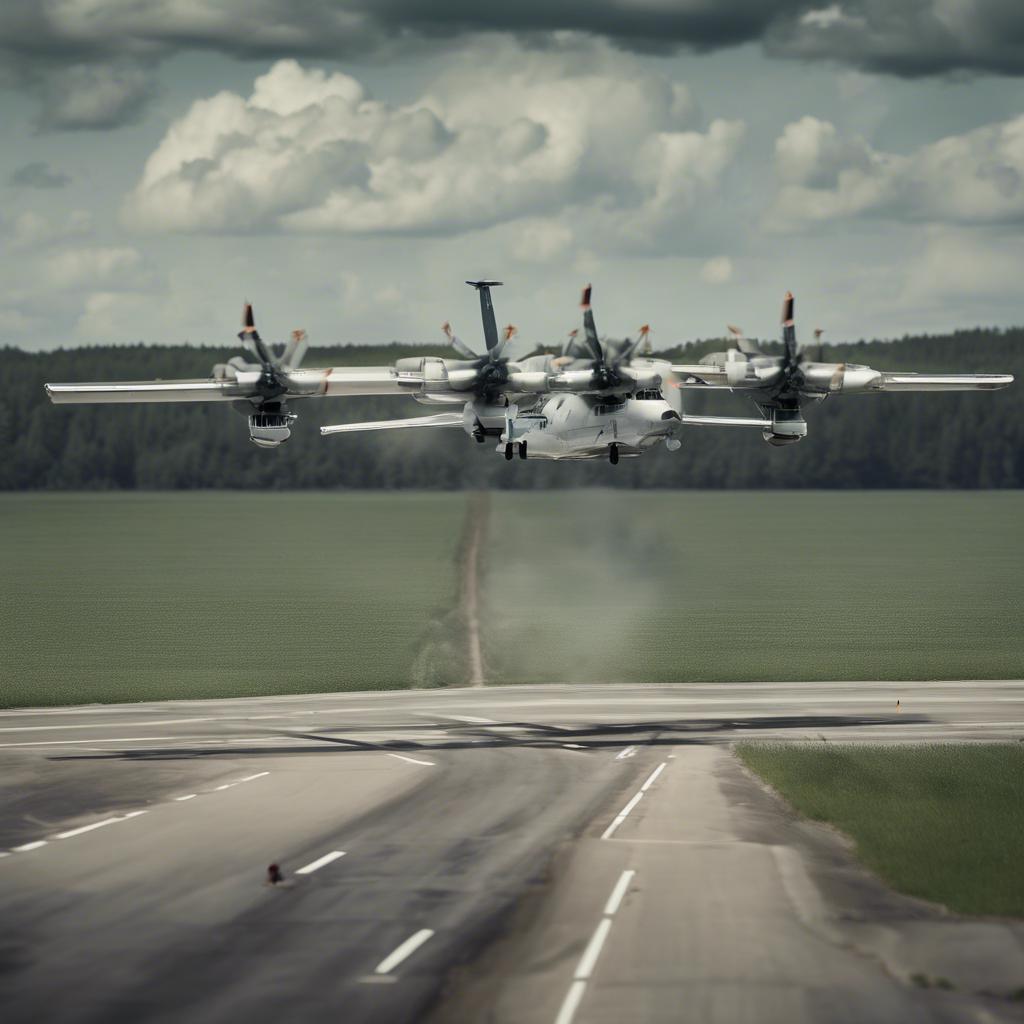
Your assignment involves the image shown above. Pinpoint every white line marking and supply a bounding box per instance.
[601,791,644,840]
[213,784,234,791]
[641,762,667,791]
[295,850,346,875]
[616,745,638,760]
[554,870,636,1024]
[374,929,434,974]
[554,980,587,1024]
[239,772,270,782]
[0,717,219,733]
[13,841,47,852]
[603,869,636,917]
[174,794,197,802]
[55,817,122,839]
[385,752,436,767]
[440,714,496,725]
[575,917,612,980]
[122,811,147,819]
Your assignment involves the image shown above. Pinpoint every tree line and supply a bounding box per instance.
[2,328,1020,489]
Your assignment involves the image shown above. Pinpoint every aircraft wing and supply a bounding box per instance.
[872,372,1013,392]
[46,366,406,405]
[321,412,464,435]
[680,414,772,428]
[46,379,240,404]
[669,365,732,389]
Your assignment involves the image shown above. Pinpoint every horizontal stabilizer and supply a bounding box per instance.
[321,412,464,436]
[46,379,237,404]
[876,372,1013,392]
[680,414,772,429]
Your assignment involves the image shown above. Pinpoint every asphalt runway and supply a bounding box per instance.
[2,682,1023,1023]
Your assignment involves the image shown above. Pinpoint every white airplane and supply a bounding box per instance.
[46,283,1012,463]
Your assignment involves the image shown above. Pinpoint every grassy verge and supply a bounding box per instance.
[737,743,1024,917]
[0,492,468,707]
[480,490,1024,683]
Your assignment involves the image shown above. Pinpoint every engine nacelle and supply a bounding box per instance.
[248,411,297,448]
[762,407,807,446]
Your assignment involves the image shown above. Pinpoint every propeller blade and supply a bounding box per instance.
[580,284,603,363]
[278,328,308,369]
[238,302,273,366]
[829,363,845,392]
[780,291,797,365]
[443,321,479,360]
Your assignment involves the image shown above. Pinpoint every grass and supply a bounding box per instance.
[0,493,468,707]
[737,743,1024,916]
[479,490,1024,683]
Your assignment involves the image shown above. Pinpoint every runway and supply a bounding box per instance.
[2,682,1023,1023]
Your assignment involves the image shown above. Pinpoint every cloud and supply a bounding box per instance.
[9,161,70,188]
[2,0,1023,133]
[122,54,743,248]
[3,210,93,249]
[699,256,733,284]
[902,227,1021,301]
[44,246,150,289]
[767,113,1024,229]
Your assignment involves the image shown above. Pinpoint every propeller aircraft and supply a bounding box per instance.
[45,282,1012,462]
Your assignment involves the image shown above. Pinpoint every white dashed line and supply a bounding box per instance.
[56,818,121,839]
[554,870,636,1024]
[174,794,197,802]
[213,784,233,791]
[385,752,436,767]
[374,929,435,974]
[615,745,638,760]
[12,841,47,852]
[239,772,270,782]
[295,850,346,875]
[441,714,496,725]
[600,763,667,840]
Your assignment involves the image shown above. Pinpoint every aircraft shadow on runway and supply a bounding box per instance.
[51,713,931,762]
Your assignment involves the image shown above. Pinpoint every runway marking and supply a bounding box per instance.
[239,772,270,782]
[385,752,436,767]
[374,928,434,974]
[0,717,220,733]
[616,745,638,760]
[554,870,636,1024]
[641,762,666,791]
[295,850,346,875]
[601,763,667,840]
[213,784,233,791]
[12,841,47,852]
[437,714,495,725]
[174,794,197,802]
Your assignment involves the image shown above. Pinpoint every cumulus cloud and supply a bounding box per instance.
[121,55,744,248]
[34,62,156,131]
[902,227,1021,301]
[9,161,70,188]
[768,113,1024,229]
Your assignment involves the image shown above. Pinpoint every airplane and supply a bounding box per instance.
[45,282,1012,463]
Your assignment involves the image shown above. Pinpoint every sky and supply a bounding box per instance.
[2,1,1024,353]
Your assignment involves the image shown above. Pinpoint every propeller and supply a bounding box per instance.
[211,303,309,397]
[580,284,622,391]
[439,282,515,397]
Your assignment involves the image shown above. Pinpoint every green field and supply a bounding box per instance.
[479,491,1024,684]
[2,491,1022,708]
[738,743,1024,916]
[0,493,468,707]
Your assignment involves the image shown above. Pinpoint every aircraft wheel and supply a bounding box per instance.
[504,443,514,461]
[609,443,620,465]
[473,429,485,444]
[519,441,528,460]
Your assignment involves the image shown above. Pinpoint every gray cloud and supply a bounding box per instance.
[1,0,1023,134]
[9,160,70,188]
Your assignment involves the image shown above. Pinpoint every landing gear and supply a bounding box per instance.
[473,428,485,444]
[609,444,620,465]
[504,443,514,461]
[519,441,528,460]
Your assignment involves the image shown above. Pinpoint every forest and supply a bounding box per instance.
[2,328,1020,489]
